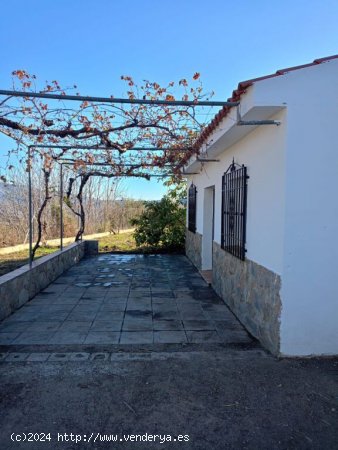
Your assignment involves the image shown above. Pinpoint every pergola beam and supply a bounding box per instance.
[60,161,172,177]
[58,159,172,167]
[0,89,239,107]
[30,144,192,152]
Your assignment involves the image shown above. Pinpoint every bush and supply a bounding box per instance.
[131,195,185,251]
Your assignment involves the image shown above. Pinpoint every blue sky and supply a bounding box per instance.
[1,0,337,199]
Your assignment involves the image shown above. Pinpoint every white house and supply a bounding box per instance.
[184,55,338,357]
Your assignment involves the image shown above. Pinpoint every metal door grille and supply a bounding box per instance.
[188,184,197,233]
[221,163,248,260]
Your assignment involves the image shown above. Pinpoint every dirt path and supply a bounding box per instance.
[0,349,337,449]
[0,229,134,255]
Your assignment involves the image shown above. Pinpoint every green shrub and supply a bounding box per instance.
[131,195,185,251]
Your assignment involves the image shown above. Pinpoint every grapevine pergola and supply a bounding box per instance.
[0,71,239,265]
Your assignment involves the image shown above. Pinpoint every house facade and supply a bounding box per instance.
[184,55,338,356]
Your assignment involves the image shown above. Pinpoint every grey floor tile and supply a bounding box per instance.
[174,289,195,296]
[202,304,235,314]
[154,331,187,344]
[58,321,92,332]
[152,297,176,305]
[217,329,253,344]
[84,332,120,344]
[125,310,152,318]
[85,289,107,296]
[122,318,153,331]
[13,332,55,345]
[90,320,122,332]
[151,289,172,295]
[183,320,216,331]
[177,303,204,311]
[71,305,101,313]
[179,311,207,320]
[49,331,87,344]
[66,311,97,321]
[26,321,62,332]
[105,295,129,302]
[153,319,184,331]
[153,304,178,313]
[214,319,246,332]
[25,299,50,306]
[153,311,180,320]
[203,310,235,321]
[119,331,153,344]
[99,303,126,312]
[33,295,59,302]
[128,297,151,304]
[201,296,225,305]
[129,288,151,294]
[0,321,31,333]
[23,304,49,311]
[59,293,84,300]
[63,287,86,294]
[76,302,103,310]
[36,312,70,322]
[4,312,38,322]
[81,295,106,301]
[186,330,222,343]
[54,277,73,284]
[176,299,200,306]
[42,287,60,294]
[95,311,124,321]
[175,295,196,302]
[0,332,20,344]
[45,304,75,312]
[52,298,80,305]
[126,302,152,311]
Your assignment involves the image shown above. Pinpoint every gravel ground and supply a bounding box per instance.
[0,345,337,450]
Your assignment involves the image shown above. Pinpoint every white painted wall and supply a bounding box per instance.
[201,186,214,270]
[278,59,338,356]
[187,108,286,275]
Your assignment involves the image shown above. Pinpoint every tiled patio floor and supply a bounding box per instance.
[0,254,253,345]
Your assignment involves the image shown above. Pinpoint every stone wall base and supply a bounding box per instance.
[0,241,90,322]
[212,242,281,355]
[185,229,202,270]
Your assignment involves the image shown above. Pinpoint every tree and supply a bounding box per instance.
[0,70,213,256]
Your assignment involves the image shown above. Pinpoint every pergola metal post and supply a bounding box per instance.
[77,209,81,240]
[60,163,63,250]
[28,146,33,268]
